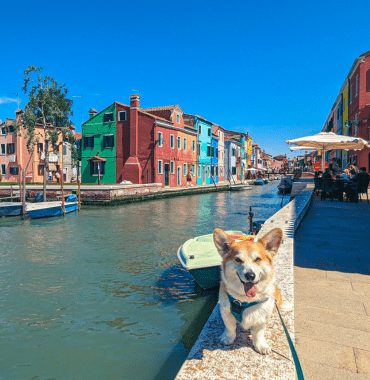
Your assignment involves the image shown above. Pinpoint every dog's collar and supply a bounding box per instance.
[227,293,269,322]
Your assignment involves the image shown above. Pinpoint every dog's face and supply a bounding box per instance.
[213,228,283,297]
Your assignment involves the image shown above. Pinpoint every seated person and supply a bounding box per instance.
[351,167,370,183]
[322,168,332,179]
[349,168,357,179]
[340,169,350,181]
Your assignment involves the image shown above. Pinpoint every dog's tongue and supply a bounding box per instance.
[244,282,257,297]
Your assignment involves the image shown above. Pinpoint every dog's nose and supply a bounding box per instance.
[244,270,256,281]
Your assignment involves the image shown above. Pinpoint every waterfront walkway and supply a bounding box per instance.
[294,196,370,379]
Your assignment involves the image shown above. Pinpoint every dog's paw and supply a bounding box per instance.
[219,332,236,345]
[254,341,271,355]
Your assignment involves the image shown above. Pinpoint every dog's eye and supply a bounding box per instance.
[235,257,242,263]
[255,257,262,263]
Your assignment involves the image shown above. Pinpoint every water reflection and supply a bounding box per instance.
[0,182,288,380]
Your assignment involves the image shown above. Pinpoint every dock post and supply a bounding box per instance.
[78,179,81,211]
[22,169,26,218]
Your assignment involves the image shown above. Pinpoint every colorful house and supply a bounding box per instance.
[322,50,370,171]
[0,110,75,183]
[211,134,218,183]
[212,124,225,181]
[81,95,197,187]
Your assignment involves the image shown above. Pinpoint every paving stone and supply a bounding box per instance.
[354,348,370,375]
[295,335,356,372]
[299,359,370,380]
[295,305,370,332]
[295,319,370,351]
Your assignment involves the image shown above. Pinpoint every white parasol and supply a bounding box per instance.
[286,132,370,172]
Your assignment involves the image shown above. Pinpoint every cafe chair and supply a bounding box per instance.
[355,178,370,203]
[314,177,323,197]
[321,178,334,201]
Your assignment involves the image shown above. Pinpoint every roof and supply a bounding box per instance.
[75,133,82,140]
[141,105,181,112]
[87,156,107,162]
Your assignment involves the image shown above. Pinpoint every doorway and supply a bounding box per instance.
[164,163,169,186]
[177,166,181,186]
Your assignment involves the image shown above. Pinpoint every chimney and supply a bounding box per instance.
[89,108,98,119]
[130,94,140,109]
[15,109,23,122]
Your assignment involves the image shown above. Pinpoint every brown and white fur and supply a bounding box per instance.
[213,228,283,354]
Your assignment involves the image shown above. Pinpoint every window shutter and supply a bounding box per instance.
[103,136,106,148]
[7,144,10,154]
[111,136,115,148]
[84,136,87,148]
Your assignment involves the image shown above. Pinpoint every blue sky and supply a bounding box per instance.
[1,0,370,158]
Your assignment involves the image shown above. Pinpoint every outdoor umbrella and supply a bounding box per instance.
[285,132,370,172]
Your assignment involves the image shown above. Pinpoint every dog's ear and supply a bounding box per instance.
[258,228,283,257]
[213,228,232,257]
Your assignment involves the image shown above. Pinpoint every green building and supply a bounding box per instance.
[81,104,117,184]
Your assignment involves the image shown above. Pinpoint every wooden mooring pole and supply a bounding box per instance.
[61,144,65,217]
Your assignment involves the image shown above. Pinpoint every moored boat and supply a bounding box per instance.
[254,178,264,185]
[26,195,79,219]
[277,176,293,193]
[177,231,255,289]
[0,202,27,217]
[230,184,252,191]
[263,179,269,184]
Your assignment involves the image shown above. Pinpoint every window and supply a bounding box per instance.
[84,135,94,149]
[118,111,127,121]
[9,166,19,175]
[8,125,14,133]
[170,134,175,149]
[1,144,5,155]
[207,145,211,157]
[211,146,215,157]
[38,164,44,176]
[197,143,201,156]
[170,161,175,174]
[177,136,181,150]
[356,75,359,96]
[104,112,114,122]
[183,164,187,176]
[198,125,202,135]
[158,160,163,174]
[63,144,67,155]
[7,143,15,154]
[1,164,6,175]
[103,135,114,148]
[208,128,211,137]
[1,127,6,135]
[37,142,44,153]
[207,165,211,178]
[184,138,187,151]
[192,140,195,152]
[90,161,106,175]
[232,148,236,157]
[216,148,218,158]
[232,167,236,175]
[176,114,180,123]
[157,132,163,147]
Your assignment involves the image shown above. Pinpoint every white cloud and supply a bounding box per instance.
[0,97,21,105]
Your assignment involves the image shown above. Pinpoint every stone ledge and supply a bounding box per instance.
[175,185,314,380]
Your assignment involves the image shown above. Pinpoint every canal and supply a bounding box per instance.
[0,181,289,380]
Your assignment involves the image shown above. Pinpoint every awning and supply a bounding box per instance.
[87,156,107,162]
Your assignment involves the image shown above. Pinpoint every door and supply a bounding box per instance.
[202,165,206,184]
[177,166,181,186]
[164,163,169,186]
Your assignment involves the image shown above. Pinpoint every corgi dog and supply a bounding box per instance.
[213,228,283,355]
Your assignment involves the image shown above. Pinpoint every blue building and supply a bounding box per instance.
[211,134,219,183]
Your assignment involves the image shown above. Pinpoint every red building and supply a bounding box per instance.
[347,51,370,170]
[116,95,197,187]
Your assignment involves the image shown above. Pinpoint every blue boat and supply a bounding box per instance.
[25,195,79,219]
[0,202,27,217]
[254,178,264,185]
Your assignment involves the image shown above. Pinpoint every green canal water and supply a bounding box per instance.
[0,182,289,380]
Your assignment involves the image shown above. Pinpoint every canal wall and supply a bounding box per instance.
[0,181,252,205]
[175,184,315,380]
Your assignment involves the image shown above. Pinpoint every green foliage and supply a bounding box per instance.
[20,66,76,160]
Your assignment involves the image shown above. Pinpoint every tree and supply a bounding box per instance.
[14,66,77,201]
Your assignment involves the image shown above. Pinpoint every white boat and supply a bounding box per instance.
[26,195,79,219]
[230,184,252,191]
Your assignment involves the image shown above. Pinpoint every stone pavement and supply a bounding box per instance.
[294,195,370,379]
